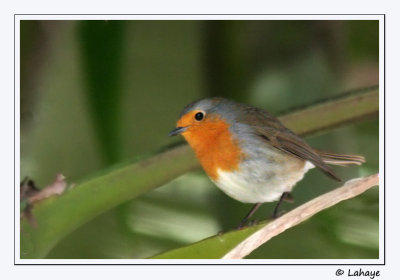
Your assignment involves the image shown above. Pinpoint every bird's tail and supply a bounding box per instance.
[316,150,365,166]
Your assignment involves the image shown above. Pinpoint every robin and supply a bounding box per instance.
[169,97,365,228]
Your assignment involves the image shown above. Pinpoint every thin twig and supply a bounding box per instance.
[27,174,68,204]
[222,173,379,259]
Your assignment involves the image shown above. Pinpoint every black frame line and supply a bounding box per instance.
[14,13,385,265]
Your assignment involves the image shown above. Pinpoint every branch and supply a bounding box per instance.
[280,86,379,136]
[20,145,198,259]
[222,173,379,259]
[20,86,378,259]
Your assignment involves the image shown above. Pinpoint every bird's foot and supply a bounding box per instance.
[236,219,259,230]
[271,210,287,219]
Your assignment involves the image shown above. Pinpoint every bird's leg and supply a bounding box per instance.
[237,202,262,229]
[272,192,290,219]
[283,192,294,203]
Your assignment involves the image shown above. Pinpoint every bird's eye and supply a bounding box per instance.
[194,112,204,121]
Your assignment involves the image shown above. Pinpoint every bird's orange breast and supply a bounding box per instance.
[181,116,244,180]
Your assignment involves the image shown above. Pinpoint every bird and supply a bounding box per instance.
[168,97,365,228]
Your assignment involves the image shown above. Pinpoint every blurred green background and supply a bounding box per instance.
[20,20,379,259]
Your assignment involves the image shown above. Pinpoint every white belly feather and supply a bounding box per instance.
[213,159,314,204]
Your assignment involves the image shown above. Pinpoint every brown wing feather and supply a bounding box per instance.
[239,106,342,181]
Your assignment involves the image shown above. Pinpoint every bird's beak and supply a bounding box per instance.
[168,126,188,136]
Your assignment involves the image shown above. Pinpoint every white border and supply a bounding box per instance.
[16,14,381,20]
[15,14,384,265]
[378,15,385,263]
[15,17,21,265]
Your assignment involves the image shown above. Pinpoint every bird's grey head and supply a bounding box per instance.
[168,97,238,136]
[178,97,237,119]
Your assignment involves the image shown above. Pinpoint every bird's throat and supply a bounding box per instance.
[183,118,244,180]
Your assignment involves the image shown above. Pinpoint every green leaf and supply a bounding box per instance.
[151,222,267,259]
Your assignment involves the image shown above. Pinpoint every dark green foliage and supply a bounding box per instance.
[78,21,126,164]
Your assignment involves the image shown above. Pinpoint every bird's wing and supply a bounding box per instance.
[239,107,341,181]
